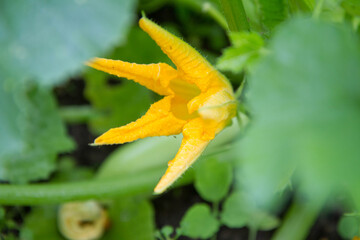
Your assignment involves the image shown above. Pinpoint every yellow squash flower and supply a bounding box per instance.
[87,17,236,194]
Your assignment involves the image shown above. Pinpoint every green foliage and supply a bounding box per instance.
[194,157,233,202]
[52,157,94,183]
[338,215,360,239]
[20,206,62,240]
[96,136,181,181]
[179,203,219,239]
[238,17,360,205]
[0,207,24,240]
[155,225,174,240]
[20,199,155,240]
[221,191,279,230]
[0,0,136,86]
[84,69,152,134]
[105,199,155,240]
[0,84,74,183]
[217,32,265,73]
[341,0,360,16]
[258,0,287,30]
[1,0,360,239]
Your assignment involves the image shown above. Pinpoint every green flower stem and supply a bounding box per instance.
[273,197,324,240]
[248,227,257,240]
[312,0,325,19]
[219,0,250,32]
[174,0,228,30]
[60,106,99,123]
[0,170,161,205]
[201,2,228,30]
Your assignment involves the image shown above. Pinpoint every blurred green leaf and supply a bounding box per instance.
[0,83,74,183]
[52,157,94,183]
[258,0,287,30]
[179,203,219,239]
[221,191,279,230]
[221,192,248,228]
[320,0,345,22]
[239,17,360,205]
[105,198,155,240]
[194,157,233,202]
[251,211,279,230]
[160,225,174,239]
[338,215,359,239]
[20,205,63,240]
[342,0,360,16]
[96,136,181,180]
[84,69,152,134]
[217,32,264,74]
[59,106,99,124]
[0,0,136,86]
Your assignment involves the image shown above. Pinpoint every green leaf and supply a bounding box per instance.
[105,198,155,240]
[0,0,136,86]
[342,0,360,16]
[160,225,174,239]
[239,17,360,204]
[251,211,279,230]
[221,192,249,228]
[20,206,63,240]
[194,157,233,202]
[258,0,287,30]
[217,32,264,74]
[52,157,94,183]
[338,216,359,239]
[96,136,182,180]
[84,69,152,135]
[0,83,74,183]
[221,191,279,230]
[179,203,219,239]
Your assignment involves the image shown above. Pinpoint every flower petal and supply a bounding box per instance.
[154,118,213,194]
[93,96,186,145]
[188,88,237,118]
[139,17,230,92]
[87,58,177,96]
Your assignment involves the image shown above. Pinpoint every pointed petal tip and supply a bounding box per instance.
[153,186,165,195]
[92,135,115,146]
[85,57,104,68]
[89,140,110,147]
[153,181,171,195]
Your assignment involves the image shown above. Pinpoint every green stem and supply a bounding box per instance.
[174,0,228,30]
[59,106,99,123]
[235,76,246,99]
[202,2,228,30]
[248,227,257,240]
[219,0,250,32]
[312,0,325,19]
[273,197,324,240]
[0,170,161,205]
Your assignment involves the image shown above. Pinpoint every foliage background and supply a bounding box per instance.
[0,0,360,239]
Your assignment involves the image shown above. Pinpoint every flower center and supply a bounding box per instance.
[169,78,201,120]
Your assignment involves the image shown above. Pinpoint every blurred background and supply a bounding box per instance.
[0,0,360,239]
